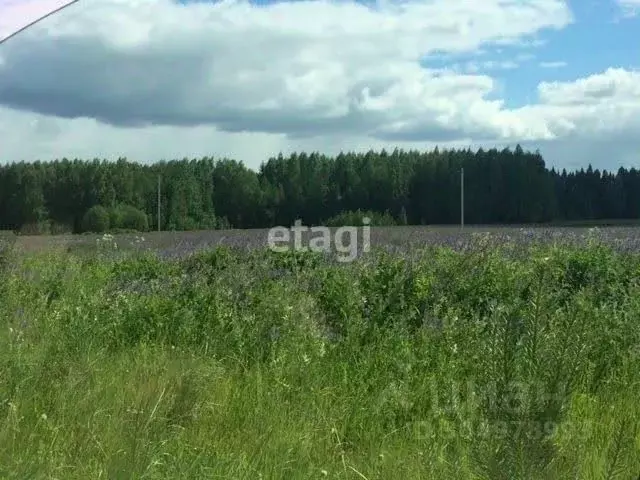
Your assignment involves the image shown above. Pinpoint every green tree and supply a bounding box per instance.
[110,204,148,232]
[82,205,110,233]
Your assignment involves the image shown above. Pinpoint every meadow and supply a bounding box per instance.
[1,227,640,479]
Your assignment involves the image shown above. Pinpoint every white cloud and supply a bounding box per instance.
[506,68,640,144]
[462,60,520,73]
[618,0,640,16]
[539,61,567,68]
[0,0,639,171]
[537,68,640,106]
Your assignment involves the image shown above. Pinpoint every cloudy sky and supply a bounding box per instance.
[0,0,638,171]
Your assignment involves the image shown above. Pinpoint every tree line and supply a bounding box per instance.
[1,144,639,233]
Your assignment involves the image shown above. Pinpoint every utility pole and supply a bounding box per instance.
[157,174,161,232]
[460,167,464,231]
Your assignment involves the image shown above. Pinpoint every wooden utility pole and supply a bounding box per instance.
[460,167,464,231]
[157,175,161,232]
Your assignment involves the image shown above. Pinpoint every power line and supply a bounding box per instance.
[0,0,81,47]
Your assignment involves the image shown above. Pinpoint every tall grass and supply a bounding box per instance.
[1,241,639,478]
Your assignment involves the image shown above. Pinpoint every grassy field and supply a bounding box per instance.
[1,231,640,478]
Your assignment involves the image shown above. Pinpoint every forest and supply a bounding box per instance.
[1,144,638,233]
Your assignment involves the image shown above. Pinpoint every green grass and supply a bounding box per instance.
[1,242,640,479]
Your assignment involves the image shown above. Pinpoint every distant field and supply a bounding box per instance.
[10,224,640,258]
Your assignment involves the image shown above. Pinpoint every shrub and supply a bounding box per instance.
[82,205,110,233]
[109,204,149,232]
[324,209,398,227]
[215,216,232,230]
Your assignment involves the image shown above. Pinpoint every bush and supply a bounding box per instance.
[50,222,73,235]
[215,216,232,230]
[18,222,50,235]
[82,205,110,233]
[109,204,148,232]
[324,209,398,227]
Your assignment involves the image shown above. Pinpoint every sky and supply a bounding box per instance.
[0,0,638,172]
